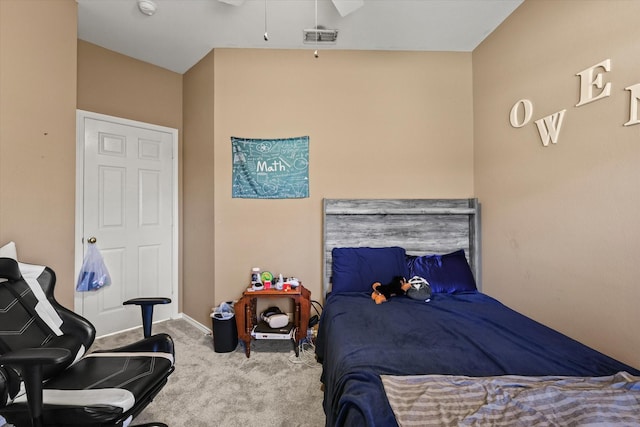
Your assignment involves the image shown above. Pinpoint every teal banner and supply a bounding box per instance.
[231,136,309,199]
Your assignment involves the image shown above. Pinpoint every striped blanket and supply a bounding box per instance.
[381,371,640,426]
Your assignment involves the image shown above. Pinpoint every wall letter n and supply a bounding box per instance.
[624,83,640,127]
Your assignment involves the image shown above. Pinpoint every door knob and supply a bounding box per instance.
[87,237,97,244]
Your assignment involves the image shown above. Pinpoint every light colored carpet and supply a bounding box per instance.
[92,318,326,427]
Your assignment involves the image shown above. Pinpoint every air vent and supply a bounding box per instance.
[303,27,338,44]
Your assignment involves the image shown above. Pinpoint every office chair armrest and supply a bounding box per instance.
[0,348,72,427]
[123,297,171,306]
[0,347,72,368]
[124,297,171,338]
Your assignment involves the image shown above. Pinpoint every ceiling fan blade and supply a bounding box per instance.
[331,0,364,17]
[218,0,245,5]
[217,0,362,16]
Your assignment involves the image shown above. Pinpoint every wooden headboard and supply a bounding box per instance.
[322,198,481,296]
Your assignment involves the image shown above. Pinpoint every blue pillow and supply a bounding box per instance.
[331,247,409,294]
[406,249,477,294]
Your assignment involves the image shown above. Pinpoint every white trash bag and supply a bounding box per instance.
[212,301,235,320]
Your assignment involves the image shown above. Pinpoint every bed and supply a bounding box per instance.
[316,199,640,427]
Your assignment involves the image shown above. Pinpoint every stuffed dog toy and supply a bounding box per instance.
[371,276,411,304]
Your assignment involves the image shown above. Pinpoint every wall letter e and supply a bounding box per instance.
[576,59,612,107]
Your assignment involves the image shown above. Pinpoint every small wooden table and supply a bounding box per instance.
[235,284,311,358]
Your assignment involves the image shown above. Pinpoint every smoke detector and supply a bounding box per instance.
[137,0,157,16]
[303,26,338,44]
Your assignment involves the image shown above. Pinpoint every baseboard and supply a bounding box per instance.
[178,312,212,335]
[96,313,212,339]
[97,324,145,339]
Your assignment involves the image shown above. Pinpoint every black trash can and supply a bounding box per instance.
[211,310,238,353]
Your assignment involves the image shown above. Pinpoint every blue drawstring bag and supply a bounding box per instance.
[76,244,112,292]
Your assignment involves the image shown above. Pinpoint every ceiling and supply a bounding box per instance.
[77,0,523,74]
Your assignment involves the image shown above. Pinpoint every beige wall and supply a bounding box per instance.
[77,41,183,130]
[473,0,640,367]
[0,0,77,307]
[185,49,475,326]
[182,52,216,323]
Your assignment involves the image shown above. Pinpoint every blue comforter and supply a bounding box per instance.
[315,291,640,427]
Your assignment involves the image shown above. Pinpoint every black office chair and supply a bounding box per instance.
[0,257,174,427]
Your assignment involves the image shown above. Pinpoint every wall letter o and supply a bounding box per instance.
[510,99,533,128]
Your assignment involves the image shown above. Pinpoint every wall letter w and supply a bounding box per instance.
[535,110,566,147]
